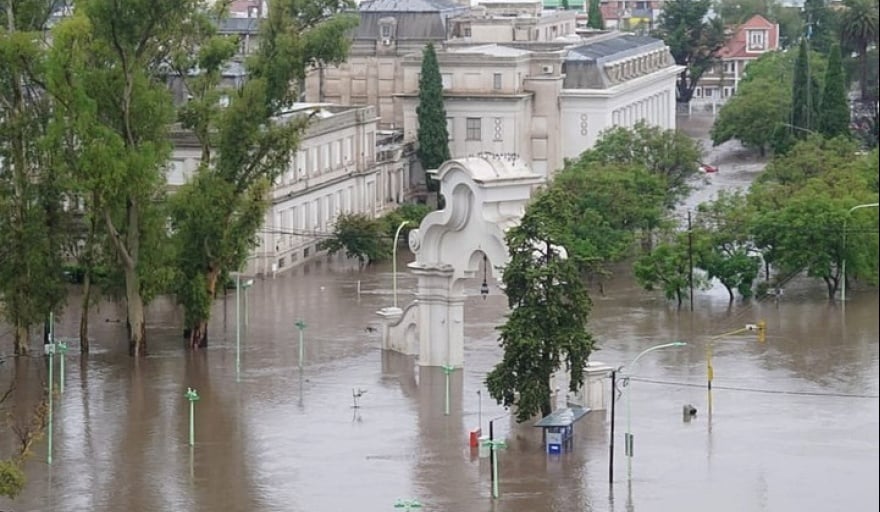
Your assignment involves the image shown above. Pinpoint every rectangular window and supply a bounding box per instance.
[466,117,481,141]
[380,24,392,39]
[446,117,454,141]
[297,150,306,179]
[747,30,765,51]
[463,26,472,37]
[493,73,502,90]
[321,144,330,171]
[441,73,453,90]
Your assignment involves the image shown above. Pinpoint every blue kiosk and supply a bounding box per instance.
[534,406,591,454]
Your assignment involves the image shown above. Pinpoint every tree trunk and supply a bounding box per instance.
[80,272,91,353]
[540,398,552,418]
[125,265,147,356]
[13,323,28,356]
[188,267,221,349]
[725,284,734,303]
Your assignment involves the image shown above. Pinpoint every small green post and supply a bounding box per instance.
[185,388,200,446]
[481,438,507,499]
[235,273,241,382]
[295,320,306,371]
[47,312,55,465]
[57,341,69,395]
[441,364,455,416]
[46,343,55,465]
[393,498,422,510]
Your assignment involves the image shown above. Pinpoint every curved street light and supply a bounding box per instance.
[841,202,879,307]
[622,341,687,479]
[392,220,409,308]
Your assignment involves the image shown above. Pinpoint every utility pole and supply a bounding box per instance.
[687,210,694,311]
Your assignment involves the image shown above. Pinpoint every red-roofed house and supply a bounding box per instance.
[694,14,780,104]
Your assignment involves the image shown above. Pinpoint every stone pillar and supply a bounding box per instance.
[411,264,466,368]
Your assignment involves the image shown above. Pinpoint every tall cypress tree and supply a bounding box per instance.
[791,39,821,137]
[416,43,450,197]
[818,44,851,138]
[587,0,604,29]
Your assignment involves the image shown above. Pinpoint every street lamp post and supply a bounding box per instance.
[296,320,307,371]
[705,322,766,392]
[57,341,69,395]
[442,364,455,416]
[235,273,242,382]
[841,202,879,307]
[392,220,409,308]
[185,388,200,446]
[486,414,508,499]
[623,341,687,479]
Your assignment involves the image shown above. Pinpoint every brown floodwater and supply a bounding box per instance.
[0,115,877,512]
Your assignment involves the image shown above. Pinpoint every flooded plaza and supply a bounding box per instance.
[1,116,878,512]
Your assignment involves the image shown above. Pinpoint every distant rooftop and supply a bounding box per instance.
[359,0,464,12]
[449,44,533,57]
[566,34,664,62]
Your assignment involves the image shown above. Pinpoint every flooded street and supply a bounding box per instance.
[1,114,878,512]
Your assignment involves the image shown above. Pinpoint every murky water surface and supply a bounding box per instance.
[1,116,877,512]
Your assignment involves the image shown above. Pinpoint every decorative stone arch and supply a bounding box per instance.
[377,154,543,368]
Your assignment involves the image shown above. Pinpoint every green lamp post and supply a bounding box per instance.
[185,388,200,446]
[295,320,307,370]
[393,498,422,510]
[481,437,507,499]
[441,364,455,416]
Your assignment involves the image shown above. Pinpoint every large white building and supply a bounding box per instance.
[307,0,682,176]
[397,34,680,175]
[170,103,414,275]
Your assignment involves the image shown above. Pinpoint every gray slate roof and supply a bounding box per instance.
[566,34,664,62]
[359,0,463,12]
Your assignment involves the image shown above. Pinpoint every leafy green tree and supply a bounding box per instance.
[791,39,822,139]
[576,122,702,209]
[379,202,432,240]
[561,0,570,10]
[587,0,604,29]
[547,162,666,287]
[44,0,193,356]
[0,0,67,355]
[713,52,793,153]
[748,137,878,298]
[634,233,701,307]
[694,191,761,301]
[169,0,356,348]
[818,44,851,138]
[654,0,726,103]
[416,42,450,199]
[713,50,827,154]
[839,0,879,102]
[486,189,594,422]
[318,213,388,267]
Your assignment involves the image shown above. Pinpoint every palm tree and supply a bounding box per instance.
[839,0,880,102]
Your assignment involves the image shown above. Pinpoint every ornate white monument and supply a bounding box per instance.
[377,154,544,367]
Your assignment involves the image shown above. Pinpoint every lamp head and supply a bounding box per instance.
[480,280,489,299]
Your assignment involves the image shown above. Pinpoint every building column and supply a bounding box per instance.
[411,264,466,368]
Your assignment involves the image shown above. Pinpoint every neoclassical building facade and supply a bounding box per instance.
[306,0,682,176]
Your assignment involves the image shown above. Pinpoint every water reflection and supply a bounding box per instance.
[0,253,877,512]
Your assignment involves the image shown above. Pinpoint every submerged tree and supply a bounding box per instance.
[486,189,594,422]
[0,0,67,355]
[45,0,195,356]
[169,0,356,348]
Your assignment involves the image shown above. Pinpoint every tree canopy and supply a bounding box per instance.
[654,0,726,103]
